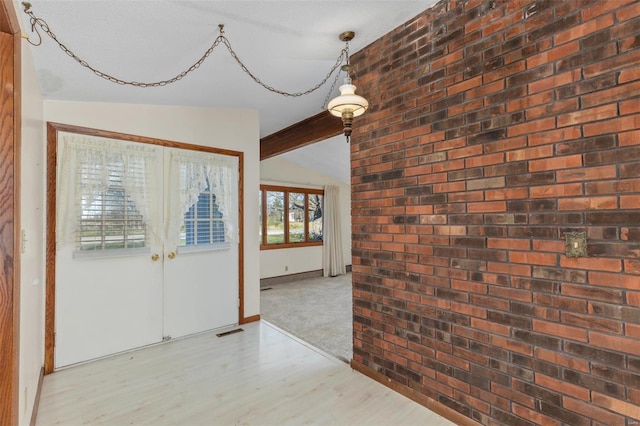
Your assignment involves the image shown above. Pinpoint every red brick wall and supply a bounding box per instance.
[350,0,640,424]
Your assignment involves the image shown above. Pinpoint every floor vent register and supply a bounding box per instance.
[216,328,244,338]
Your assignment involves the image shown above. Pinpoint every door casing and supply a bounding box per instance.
[0,0,21,421]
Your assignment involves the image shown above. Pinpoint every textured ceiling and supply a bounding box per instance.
[19,0,436,180]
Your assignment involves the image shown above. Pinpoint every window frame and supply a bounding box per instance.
[260,184,323,250]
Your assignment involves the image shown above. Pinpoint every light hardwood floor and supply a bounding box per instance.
[36,321,455,425]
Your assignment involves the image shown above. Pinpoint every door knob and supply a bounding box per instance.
[168,252,176,259]
[151,254,159,262]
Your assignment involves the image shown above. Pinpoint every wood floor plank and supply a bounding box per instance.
[37,322,455,425]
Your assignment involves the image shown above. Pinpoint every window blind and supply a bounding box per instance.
[57,134,160,251]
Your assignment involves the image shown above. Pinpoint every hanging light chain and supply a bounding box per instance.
[322,68,344,110]
[322,39,350,110]
[218,32,346,97]
[21,2,347,95]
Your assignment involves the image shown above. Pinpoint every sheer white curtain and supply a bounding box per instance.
[164,149,239,249]
[322,185,345,277]
[56,134,160,248]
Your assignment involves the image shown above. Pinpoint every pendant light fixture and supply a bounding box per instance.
[327,31,369,143]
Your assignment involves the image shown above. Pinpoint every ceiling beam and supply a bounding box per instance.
[260,111,342,160]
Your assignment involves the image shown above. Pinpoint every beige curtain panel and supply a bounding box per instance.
[322,185,345,277]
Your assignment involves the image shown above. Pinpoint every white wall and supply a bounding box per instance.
[44,101,261,319]
[19,40,45,425]
[260,156,351,279]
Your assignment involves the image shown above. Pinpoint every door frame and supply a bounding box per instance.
[0,0,21,422]
[45,122,246,374]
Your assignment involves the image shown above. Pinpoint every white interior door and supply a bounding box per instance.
[55,135,165,368]
[161,147,240,338]
[55,135,240,368]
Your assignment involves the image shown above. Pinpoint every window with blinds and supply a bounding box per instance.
[181,179,226,247]
[77,161,148,251]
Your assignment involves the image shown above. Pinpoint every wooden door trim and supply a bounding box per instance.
[44,124,56,374]
[0,0,21,422]
[45,122,247,373]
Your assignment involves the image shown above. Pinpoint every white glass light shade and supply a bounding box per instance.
[327,83,368,117]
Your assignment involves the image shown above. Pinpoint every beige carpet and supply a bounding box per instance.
[260,273,352,362]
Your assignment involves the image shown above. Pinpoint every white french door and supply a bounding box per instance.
[55,135,239,369]
[161,147,239,340]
